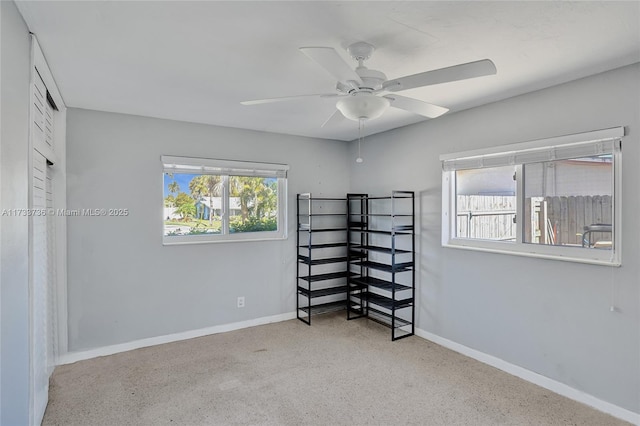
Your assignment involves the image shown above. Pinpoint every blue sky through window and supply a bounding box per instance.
[163,173,198,197]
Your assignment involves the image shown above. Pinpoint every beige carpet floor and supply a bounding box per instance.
[43,312,630,425]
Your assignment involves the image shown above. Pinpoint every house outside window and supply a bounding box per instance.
[441,127,623,266]
[162,156,288,244]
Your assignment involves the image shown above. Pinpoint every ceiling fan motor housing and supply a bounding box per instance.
[356,67,387,90]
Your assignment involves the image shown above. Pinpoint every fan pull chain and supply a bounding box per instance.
[356,118,364,163]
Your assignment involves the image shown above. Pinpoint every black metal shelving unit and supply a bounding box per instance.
[347,191,415,340]
[296,193,350,324]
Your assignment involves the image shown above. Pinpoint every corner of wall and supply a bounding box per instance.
[0,1,34,424]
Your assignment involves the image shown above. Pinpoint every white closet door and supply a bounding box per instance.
[31,70,55,423]
[31,150,50,421]
[46,157,58,375]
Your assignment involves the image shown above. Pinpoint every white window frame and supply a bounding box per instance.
[161,155,288,245]
[441,127,624,266]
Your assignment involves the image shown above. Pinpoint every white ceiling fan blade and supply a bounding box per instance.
[241,93,340,106]
[384,95,449,118]
[321,109,345,128]
[383,59,497,92]
[300,47,363,85]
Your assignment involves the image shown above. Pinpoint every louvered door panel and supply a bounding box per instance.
[46,165,57,373]
[31,150,49,420]
[32,72,47,150]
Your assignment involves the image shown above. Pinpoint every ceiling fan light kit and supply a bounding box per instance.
[337,92,390,121]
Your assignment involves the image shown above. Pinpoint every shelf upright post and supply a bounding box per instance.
[296,194,301,322]
[391,191,397,339]
[346,195,352,318]
[362,195,369,318]
[411,191,415,337]
[306,194,312,325]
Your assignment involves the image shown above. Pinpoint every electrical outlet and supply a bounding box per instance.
[237,296,245,308]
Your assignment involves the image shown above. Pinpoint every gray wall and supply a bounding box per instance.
[66,109,349,351]
[349,63,640,413]
[0,1,31,424]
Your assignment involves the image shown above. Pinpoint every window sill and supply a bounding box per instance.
[442,240,621,267]
[163,232,288,245]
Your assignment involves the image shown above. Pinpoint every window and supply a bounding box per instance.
[441,127,623,265]
[455,165,516,241]
[161,156,288,244]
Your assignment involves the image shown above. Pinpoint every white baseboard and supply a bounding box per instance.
[58,311,297,366]
[415,328,639,425]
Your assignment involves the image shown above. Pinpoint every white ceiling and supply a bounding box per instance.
[16,1,640,142]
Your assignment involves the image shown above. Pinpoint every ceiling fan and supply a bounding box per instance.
[241,41,497,127]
